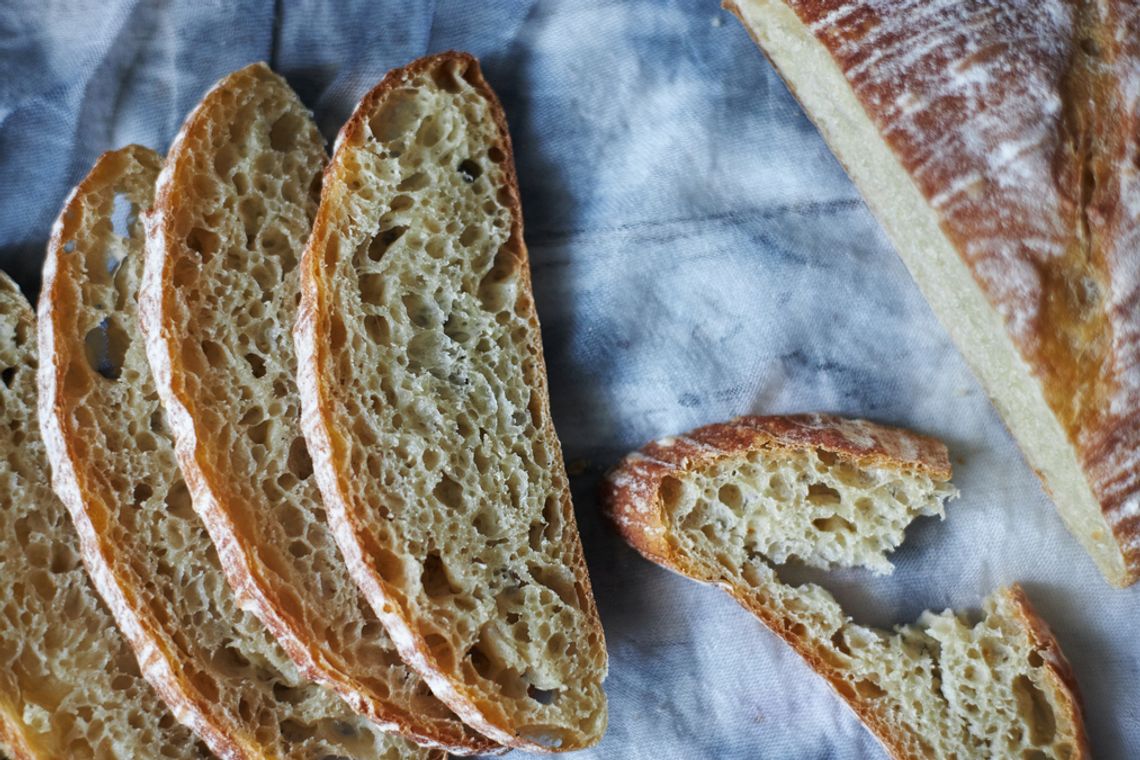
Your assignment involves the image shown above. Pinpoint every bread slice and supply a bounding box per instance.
[726,0,1140,587]
[0,273,206,759]
[295,52,608,751]
[38,144,441,760]
[604,414,1088,759]
[139,62,496,755]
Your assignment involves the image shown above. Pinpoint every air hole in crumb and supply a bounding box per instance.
[364,314,391,344]
[369,89,423,142]
[458,159,482,183]
[807,482,841,506]
[110,193,136,238]
[1013,675,1056,745]
[248,419,270,445]
[286,437,313,480]
[186,226,220,260]
[0,366,15,388]
[201,340,225,368]
[433,474,463,511]
[83,317,129,381]
[164,481,195,520]
[390,194,413,212]
[133,483,153,503]
[269,111,305,152]
[359,273,385,307]
[1027,650,1044,668]
[528,563,579,609]
[422,552,459,597]
[367,226,407,262]
[660,476,683,509]
[329,315,346,350]
[527,685,558,705]
[812,515,855,533]
[488,146,506,163]
[245,352,266,378]
[817,449,838,466]
[459,225,481,246]
[718,484,743,512]
[431,64,463,94]
[855,679,885,698]
[397,172,429,192]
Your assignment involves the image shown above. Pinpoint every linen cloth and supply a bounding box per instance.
[1,1,1136,757]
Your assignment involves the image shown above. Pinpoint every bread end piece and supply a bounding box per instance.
[724,0,1138,586]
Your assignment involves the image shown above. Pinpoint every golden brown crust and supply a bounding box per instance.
[297,52,605,751]
[727,0,1140,584]
[1002,585,1090,757]
[140,61,492,755]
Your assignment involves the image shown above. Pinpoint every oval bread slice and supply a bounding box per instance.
[603,414,1089,760]
[37,144,441,760]
[139,62,496,755]
[295,52,608,751]
[0,273,206,759]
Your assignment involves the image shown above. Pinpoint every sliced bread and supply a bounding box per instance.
[727,0,1140,587]
[37,144,440,760]
[604,414,1088,759]
[139,62,496,754]
[295,52,608,751]
[0,273,206,759]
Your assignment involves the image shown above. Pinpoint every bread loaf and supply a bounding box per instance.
[727,0,1140,586]
[0,273,205,759]
[38,144,440,759]
[295,52,608,751]
[604,414,1089,759]
[140,62,496,755]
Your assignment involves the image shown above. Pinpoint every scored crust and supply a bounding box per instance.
[296,52,607,751]
[726,0,1140,586]
[38,144,442,760]
[139,62,495,754]
[603,414,1089,759]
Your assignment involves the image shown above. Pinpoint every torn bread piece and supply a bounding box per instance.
[0,273,206,759]
[140,62,496,755]
[296,52,607,751]
[604,414,1088,760]
[727,0,1140,586]
[38,144,441,759]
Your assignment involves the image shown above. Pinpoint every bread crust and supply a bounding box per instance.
[296,52,606,751]
[603,414,1089,760]
[726,0,1140,585]
[140,61,493,755]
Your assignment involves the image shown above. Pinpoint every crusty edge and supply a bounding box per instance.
[36,146,255,760]
[602,416,1089,760]
[296,51,605,752]
[137,61,491,756]
[1000,585,1090,758]
[723,0,1134,586]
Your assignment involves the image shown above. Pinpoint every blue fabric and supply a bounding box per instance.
[2,1,1137,758]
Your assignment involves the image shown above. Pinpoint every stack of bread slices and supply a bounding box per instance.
[4,51,608,758]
